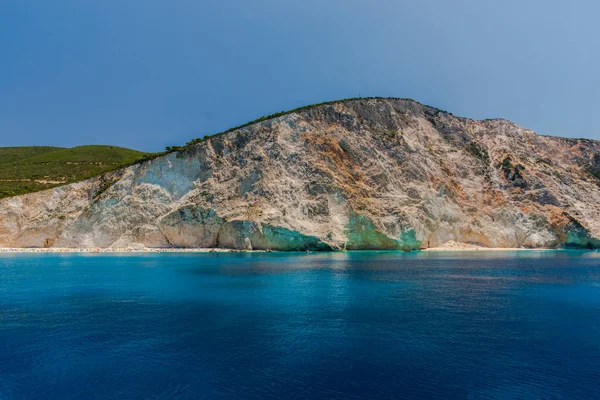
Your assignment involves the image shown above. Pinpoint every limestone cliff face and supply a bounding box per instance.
[1,98,599,250]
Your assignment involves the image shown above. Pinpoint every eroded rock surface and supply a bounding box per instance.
[1,98,599,250]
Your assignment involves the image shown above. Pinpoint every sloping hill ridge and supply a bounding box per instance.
[1,98,599,250]
[0,145,150,199]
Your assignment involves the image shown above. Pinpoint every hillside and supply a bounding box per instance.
[0,145,150,199]
[0,98,599,250]
[0,146,64,164]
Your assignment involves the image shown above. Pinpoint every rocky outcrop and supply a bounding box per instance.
[1,98,599,250]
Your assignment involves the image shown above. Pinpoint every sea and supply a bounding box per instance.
[1,251,599,399]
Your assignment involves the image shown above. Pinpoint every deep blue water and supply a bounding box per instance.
[1,251,600,399]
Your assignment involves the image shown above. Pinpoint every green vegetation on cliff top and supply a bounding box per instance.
[0,145,151,199]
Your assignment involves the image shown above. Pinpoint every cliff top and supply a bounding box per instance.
[0,145,150,199]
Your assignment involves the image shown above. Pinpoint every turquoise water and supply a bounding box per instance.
[1,251,600,399]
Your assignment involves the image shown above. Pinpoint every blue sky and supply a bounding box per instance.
[1,0,598,151]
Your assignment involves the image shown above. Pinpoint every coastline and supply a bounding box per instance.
[0,247,263,254]
[422,241,553,252]
[0,245,563,254]
[422,247,553,252]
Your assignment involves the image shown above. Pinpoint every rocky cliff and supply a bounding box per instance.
[1,98,599,250]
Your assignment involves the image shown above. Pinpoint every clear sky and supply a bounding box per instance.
[2,0,599,152]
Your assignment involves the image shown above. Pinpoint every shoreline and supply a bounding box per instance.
[422,247,553,252]
[0,247,263,254]
[0,247,579,254]
[422,240,553,252]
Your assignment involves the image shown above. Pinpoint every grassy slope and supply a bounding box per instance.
[0,146,64,164]
[0,145,151,199]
